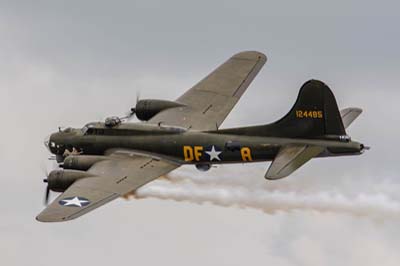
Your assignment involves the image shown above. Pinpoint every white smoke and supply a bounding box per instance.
[133,166,400,219]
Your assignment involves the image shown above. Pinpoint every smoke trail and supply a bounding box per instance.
[133,177,400,219]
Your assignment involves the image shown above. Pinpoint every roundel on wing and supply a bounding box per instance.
[59,196,90,207]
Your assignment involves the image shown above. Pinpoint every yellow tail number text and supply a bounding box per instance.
[295,110,323,119]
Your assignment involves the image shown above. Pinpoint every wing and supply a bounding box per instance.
[265,144,324,180]
[36,154,179,222]
[340,107,362,129]
[149,51,267,130]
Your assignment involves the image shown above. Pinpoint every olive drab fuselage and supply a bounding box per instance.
[47,124,363,166]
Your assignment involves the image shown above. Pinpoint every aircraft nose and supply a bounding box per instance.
[44,133,57,153]
[44,134,51,151]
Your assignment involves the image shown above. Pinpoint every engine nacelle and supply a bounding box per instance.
[47,170,93,192]
[195,163,211,172]
[62,155,109,171]
[135,99,185,121]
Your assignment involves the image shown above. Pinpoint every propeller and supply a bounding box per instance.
[43,179,50,205]
[41,162,50,205]
[121,91,141,120]
[41,159,57,205]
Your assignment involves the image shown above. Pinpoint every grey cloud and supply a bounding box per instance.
[1,1,400,266]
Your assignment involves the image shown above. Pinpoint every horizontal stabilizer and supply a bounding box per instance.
[340,108,362,129]
[265,144,324,180]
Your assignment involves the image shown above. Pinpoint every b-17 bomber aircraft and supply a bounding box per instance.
[37,51,367,222]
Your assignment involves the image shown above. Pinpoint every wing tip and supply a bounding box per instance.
[232,51,267,63]
[36,212,71,223]
[341,107,363,114]
[264,172,287,180]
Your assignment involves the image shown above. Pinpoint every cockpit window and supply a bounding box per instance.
[81,126,89,134]
[82,123,97,135]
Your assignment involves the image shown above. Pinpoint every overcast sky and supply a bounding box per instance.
[1,1,400,266]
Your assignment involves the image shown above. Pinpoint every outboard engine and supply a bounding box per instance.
[44,170,93,192]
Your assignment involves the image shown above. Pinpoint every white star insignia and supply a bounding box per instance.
[206,145,222,161]
[60,197,90,207]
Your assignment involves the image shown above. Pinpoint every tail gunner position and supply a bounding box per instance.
[38,51,367,222]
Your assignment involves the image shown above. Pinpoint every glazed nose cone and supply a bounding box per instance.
[44,134,51,152]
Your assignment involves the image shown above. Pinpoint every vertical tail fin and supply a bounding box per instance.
[215,79,347,139]
[271,79,346,138]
